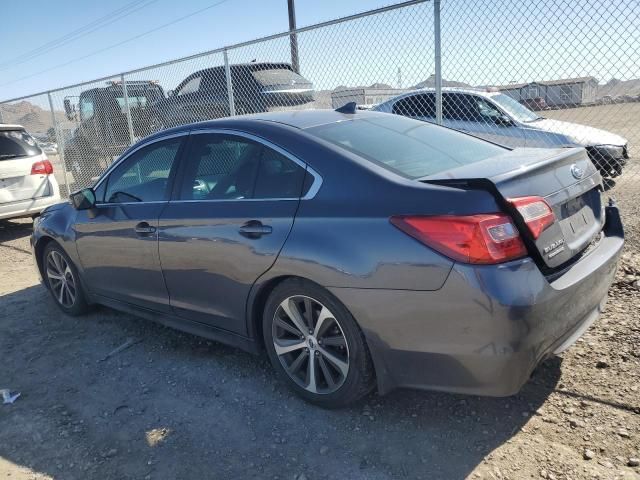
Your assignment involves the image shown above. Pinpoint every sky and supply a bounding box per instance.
[0,0,394,100]
[1,0,638,105]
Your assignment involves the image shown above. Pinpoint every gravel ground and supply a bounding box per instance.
[0,185,639,480]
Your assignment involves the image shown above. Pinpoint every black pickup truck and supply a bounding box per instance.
[63,80,164,186]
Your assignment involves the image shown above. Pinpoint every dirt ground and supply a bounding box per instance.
[1,106,640,479]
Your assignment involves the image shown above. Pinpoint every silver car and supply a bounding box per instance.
[373,88,628,177]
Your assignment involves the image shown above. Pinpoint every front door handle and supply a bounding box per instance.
[239,220,272,238]
[135,222,156,235]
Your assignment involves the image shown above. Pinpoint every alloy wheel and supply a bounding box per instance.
[272,295,350,394]
[46,250,77,308]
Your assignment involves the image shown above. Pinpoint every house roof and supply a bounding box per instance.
[494,76,598,90]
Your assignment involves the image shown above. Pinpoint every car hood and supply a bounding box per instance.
[526,118,627,147]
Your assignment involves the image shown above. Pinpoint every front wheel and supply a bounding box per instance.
[43,243,89,316]
[263,279,375,408]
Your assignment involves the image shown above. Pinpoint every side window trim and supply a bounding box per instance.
[92,132,190,206]
[168,128,322,203]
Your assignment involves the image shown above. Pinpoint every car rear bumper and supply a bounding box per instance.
[329,205,624,397]
[0,185,61,220]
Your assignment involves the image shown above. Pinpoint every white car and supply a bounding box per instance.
[0,124,61,221]
[373,87,629,177]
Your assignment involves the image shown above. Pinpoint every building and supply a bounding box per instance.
[495,77,598,107]
[331,87,413,108]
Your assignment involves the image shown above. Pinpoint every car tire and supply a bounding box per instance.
[263,278,375,408]
[43,242,89,316]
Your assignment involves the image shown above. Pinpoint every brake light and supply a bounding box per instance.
[508,196,555,239]
[31,159,53,175]
[390,214,527,264]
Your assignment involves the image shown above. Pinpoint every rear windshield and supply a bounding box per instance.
[307,115,506,178]
[252,69,309,87]
[0,129,42,160]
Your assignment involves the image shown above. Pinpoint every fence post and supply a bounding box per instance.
[47,92,72,197]
[121,74,135,144]
[433,0,443,125]
[223,49,236,116]
[288,0,300,73]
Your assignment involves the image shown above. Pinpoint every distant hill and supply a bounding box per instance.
[597,78,640,98]
[0,100,67,135]
[413,75,472,89]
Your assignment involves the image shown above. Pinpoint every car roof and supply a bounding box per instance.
[380,87,502,104]
[149,110,392,139]
[245,109,393,129]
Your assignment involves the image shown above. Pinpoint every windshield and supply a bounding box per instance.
[307,115,506,179]
[490,93,541,122]
[0,129,42,159]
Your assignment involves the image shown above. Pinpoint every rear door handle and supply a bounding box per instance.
[239,220,272,238]
[135,222,156,235]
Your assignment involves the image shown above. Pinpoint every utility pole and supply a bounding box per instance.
[287,0,300,73]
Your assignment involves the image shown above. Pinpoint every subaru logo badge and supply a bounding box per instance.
[570,164,584,180]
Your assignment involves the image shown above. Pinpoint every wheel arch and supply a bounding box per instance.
[246,274,301,350]
[247,275,378,390]
[34,235,56,283]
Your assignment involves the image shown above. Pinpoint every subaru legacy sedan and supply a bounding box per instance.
[31,109,623,408]
[373,88,629,178]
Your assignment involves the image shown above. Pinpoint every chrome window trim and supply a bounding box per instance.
[91,127,323,207]
[96,200,168,207]
[184,128,323,201]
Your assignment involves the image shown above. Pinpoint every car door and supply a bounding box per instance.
[158,130,313,335]
[74,134,187,311]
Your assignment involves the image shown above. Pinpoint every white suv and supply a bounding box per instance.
[0,124,61,220]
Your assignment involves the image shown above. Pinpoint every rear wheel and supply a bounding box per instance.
[43,243,89,316]
[263,279,375,408]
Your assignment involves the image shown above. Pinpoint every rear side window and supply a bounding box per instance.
[392,94,435,117]
[307,115,506,179]
[179,133,307,200]
[254,148,306,199]
[179,134,262,200]
[0,129,42,159]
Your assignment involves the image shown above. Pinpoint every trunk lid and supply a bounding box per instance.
[422,147,604,269]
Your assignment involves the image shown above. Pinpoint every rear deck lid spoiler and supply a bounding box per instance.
[420,147,604,270]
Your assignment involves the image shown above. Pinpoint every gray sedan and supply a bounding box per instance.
[31,109,623,408]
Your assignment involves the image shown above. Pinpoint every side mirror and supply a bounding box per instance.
[70,188,96,210]
[167,90,175,97]
[63,99,75,120]
[495,114,514,126]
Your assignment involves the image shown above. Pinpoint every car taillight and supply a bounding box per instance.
[31,159,54,175]
[508,196,555,239]
[390,214,527,264]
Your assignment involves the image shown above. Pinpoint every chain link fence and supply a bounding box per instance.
[1,0,638,200]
